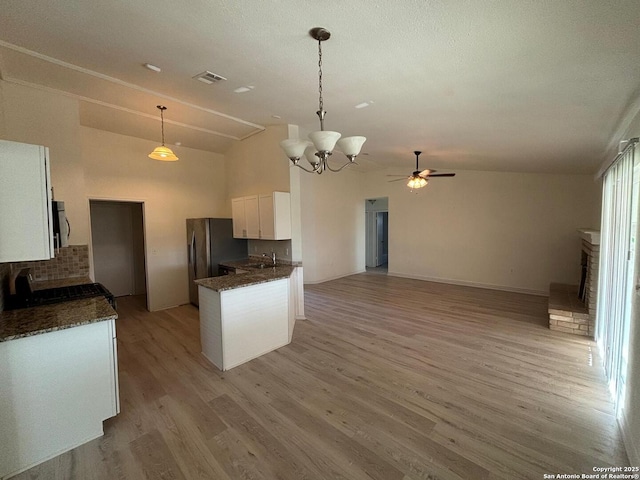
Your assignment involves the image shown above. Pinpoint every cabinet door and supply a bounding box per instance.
[258,194,275,240]
[244,195,260,239]
[272,192,292,240]
[231,198,246,238]
[0,140,52,262]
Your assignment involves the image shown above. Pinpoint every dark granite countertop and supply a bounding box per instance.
[31,275,93,291]
[196,259,300,292]
[0,296,117,342]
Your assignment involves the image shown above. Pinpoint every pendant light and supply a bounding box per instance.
[148,105,179,161]
[280,27,366,174]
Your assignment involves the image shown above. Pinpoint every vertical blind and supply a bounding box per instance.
[596,139,638,412]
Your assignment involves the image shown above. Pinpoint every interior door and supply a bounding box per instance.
[365,211,376,267]
[90,202,134,297]
[376,212,388,266]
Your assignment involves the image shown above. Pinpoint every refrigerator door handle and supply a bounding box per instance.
[191,231,197,278]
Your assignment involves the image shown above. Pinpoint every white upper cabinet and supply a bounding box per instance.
[231,197,247,238]
[244,195,260,239]
[232,192,291,240]
[259,192,291,240]
[0,140,53,262]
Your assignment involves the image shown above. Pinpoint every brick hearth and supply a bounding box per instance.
[548,230,599,338]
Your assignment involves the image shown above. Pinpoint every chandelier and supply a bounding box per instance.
[280,27,366,174]
[148,105,179,161]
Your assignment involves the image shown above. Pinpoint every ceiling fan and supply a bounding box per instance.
[387,151,455,189]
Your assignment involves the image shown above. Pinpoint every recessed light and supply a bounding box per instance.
[175,142,182,146]
[234,86,255,94]
[355,101,372,109]
[144,63,161,72]
[271,115,282,119]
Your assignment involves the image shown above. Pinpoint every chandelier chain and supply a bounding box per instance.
[317,39,323,116]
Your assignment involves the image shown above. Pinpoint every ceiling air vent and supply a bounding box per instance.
[193,71,227,84]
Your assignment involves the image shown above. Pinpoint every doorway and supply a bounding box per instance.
[89,200,147,303]
[365,197,389,273]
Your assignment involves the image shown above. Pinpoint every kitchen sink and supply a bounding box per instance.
[243,263,277,269]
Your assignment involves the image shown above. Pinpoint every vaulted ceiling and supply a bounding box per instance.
[1,0,639,174]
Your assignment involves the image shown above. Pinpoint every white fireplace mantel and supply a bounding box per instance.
[578,228,600,245]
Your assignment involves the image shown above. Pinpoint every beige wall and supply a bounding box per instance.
[225,125,290,199]
[0,80,228,311]
[362,169,601,294]
[300,167,366,283]
[81,127,227,310]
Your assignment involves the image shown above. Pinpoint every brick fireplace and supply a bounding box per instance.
[548,229,600,337]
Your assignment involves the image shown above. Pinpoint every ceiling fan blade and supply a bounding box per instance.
[386,174,408,177]
[419,169,435,176]
[388,178,408,183]
[426,173,456,177]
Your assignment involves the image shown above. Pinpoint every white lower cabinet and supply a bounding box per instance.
[0,320,119,479]
[199,279,290,371]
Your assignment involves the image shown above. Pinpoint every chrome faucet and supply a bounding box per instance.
[262,251,276,266]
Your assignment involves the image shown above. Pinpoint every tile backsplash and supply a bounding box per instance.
[247,239,292,262]
[11,245,89,281]
[0,245,90,312]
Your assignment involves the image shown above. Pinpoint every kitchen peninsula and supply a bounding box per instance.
[195,260,302,371]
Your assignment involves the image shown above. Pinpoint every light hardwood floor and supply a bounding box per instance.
[14,274,628,479]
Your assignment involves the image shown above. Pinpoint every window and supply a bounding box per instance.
[596,140,638,414]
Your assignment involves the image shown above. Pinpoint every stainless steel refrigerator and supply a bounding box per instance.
[187,218,247,306]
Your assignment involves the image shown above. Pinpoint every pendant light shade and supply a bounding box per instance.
[279,139,310,162]
[308,130,341,153]
[304,145,320,168]
[148,145,179,161]
[336,136,367,157]
[148,105,179,162]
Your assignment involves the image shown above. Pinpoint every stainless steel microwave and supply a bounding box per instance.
[52,200,70,248]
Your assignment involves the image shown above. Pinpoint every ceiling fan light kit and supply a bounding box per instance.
[388,151,456,191]
[280,27,366,174]
[148,105,179,161]
[407,176,428,190]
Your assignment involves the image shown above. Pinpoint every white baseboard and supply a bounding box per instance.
[386,271,548,296]
[304,269,366,285]
[302,268,548,296]
[619,408,640,466]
